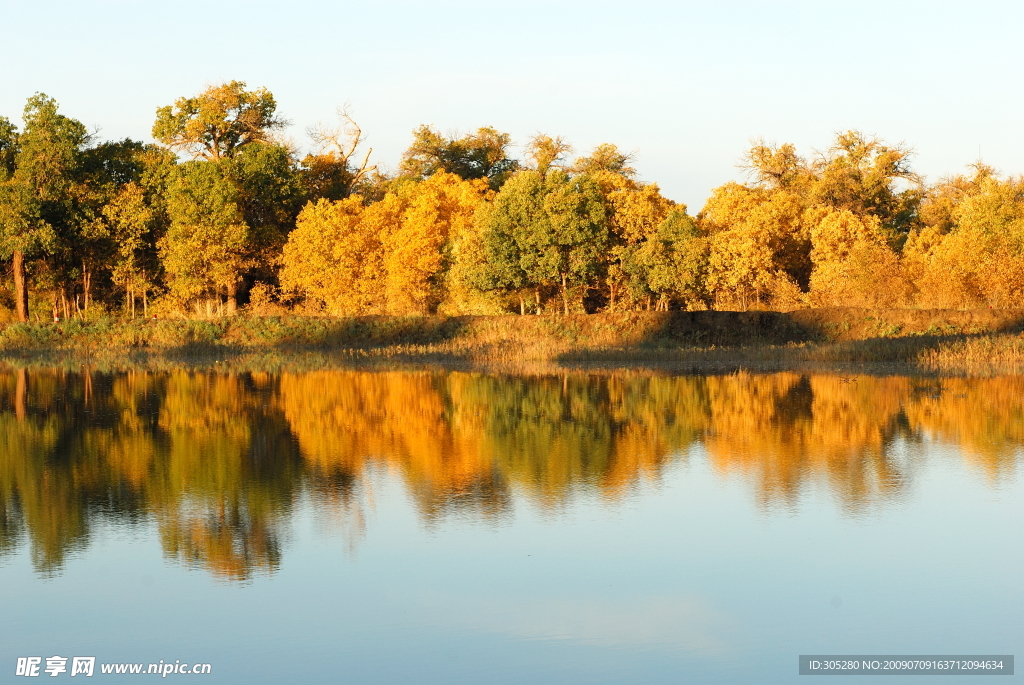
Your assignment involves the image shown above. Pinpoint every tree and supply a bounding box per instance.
[572,143,635,177]
[919,163,995,235]
[525,134,572,177]
[280,196,384,314]
[621,207,708,310]
[400,126,519,190]
[102,182,155,316]
[152,83,302,314]
[809,130,922,238]
[0,116,16,177]
[0,94,88,321]
[382,172,488,315]
[743,140,809,191]
[695,132,924,310]
[280,172,487,316]
[161,161,249,311]
[0,182,36,321]
[441,200,511,315]
[0,116,18,314]
[908,175,1024,308]
[91,142,176,314]
[301,107,376,201]
[72,139,160,314]
[806,206,910,307]
[700,182,809,309]
[474,170,548,312]
[152,81,285,160]
[478,170,608,314]
[603,179,675,310]
[230,141,306,288]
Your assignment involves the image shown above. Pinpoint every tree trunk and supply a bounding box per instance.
[535,288,541,314]
[82,259,91,311]
[226,279,238,315]
[519,295,525,315]
[609,281,616,312]
[13,250,28,322]
[561,273,569,316]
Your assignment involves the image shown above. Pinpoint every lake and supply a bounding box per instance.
[0,366,1020,683]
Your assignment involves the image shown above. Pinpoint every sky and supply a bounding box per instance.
[2,0,1021,210]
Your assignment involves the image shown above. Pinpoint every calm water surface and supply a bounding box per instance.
[0,367,1020,683]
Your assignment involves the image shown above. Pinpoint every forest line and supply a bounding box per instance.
[1,81,1021,324]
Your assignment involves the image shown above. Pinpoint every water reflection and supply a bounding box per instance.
[0,367,1020,579]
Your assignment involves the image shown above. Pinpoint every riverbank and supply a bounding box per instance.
[2,308,1024,371]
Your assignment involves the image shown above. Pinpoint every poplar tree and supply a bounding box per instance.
[153,83,301,312]
[401,126,519,190]
[152,81,285,161]
[0,94,88,321]
[477,170,608,314]
[542,171,609,314]
[474,170,546,312]
[161,161,249,310]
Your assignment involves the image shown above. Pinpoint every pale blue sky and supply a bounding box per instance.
[2,0,1020,209]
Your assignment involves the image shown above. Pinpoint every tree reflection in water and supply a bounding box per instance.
[0,366,1020,579]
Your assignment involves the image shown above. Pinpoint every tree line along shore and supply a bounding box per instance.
[2,82,1023,345]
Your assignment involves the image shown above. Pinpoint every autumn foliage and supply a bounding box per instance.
[4,83,1024,321]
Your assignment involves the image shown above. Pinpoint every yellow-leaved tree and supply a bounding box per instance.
[161,161,250,310]
[281,172,487,315]
[383,172,489,315]
[909,175,1024,307]
[701,183,809,309]
[604,180,676,309]
[280,196,386,314]
[806,207,910,307]
[101,182,156,316]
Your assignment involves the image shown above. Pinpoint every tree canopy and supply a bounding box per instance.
[3,86,1024,319]
[152,81,285,160]
[400,125,519,190]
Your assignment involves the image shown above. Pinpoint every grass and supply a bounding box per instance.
[3,308,1024,372]
[917,333,1024,370]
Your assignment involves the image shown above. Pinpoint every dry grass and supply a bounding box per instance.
[917,333,1024,371]
[2,308,1024,372]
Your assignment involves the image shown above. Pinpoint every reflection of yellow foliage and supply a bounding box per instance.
[152,371,297,579]
[158,499,281,581]
[279,370,500,519]
[902,376,1024,476]
[3,366,1024,579]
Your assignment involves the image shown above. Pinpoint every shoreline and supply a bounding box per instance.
[2,308,1024,374]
